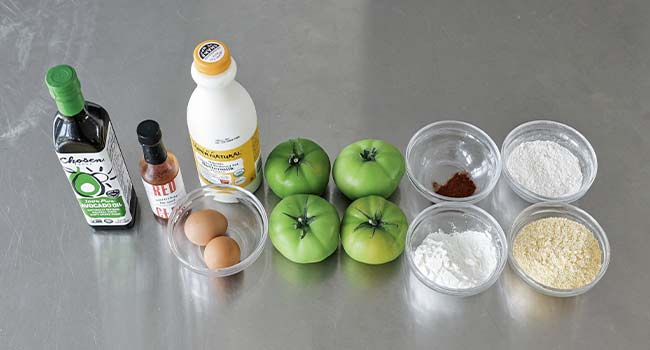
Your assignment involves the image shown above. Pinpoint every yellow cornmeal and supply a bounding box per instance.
[513,217,602,290]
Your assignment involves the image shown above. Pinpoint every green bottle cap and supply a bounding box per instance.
[45,65,85,117]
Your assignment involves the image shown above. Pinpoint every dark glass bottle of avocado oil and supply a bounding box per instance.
[47,65,137,229]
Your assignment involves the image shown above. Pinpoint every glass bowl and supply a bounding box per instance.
[501,120,597,203]
[167,184,268,277]
[406,120,501,203]
[508,202,610,297]
[405,202,508,296]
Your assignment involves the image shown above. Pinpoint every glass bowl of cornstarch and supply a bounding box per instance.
[405,202,508,297]
[501,120,597,203]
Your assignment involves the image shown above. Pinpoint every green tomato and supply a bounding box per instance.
[341,195,408,265]
[332,139,405,200]
[269,194,340,264]
[264,138,331,198]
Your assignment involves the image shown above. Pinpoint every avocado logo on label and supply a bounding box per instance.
[64,165,118,198]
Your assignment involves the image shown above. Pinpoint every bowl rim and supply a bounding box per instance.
[166,183,269,277]
[405,202,509,297]
[507,202,611,297]
[405,120,502,204]
[501,119,598,203]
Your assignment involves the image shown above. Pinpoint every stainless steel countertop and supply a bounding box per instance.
[1,1,649,349]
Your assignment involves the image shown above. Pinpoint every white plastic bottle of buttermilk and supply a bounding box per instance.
[187,40,262,192]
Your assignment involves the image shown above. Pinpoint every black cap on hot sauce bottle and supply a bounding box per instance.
[137,120,167,165]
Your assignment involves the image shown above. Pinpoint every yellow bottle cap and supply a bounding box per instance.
[193,40,232,75]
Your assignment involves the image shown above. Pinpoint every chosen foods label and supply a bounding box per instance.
[191,128,261,187]
[142,170,186,219]
[56,124,133,226]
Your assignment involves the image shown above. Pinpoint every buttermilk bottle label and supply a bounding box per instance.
[56,125,134,226]
[141,170,186,219]
[191,127,261,186]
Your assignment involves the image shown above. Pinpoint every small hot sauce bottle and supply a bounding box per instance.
[137,120,186,220]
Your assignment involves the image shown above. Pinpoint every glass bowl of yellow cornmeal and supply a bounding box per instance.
[508,202,610,297]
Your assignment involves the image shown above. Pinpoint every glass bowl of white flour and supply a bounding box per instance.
[501,120,597,203]
[405,202,508,297]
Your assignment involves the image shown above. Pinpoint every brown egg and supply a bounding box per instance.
[183,209,228,246]
[204,236,241,269]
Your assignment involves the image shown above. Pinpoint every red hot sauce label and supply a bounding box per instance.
[142,170,186,219]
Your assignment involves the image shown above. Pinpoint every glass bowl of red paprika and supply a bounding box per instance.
[406,120,502,204]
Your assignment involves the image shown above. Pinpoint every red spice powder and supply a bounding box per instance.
[433,171,477,198]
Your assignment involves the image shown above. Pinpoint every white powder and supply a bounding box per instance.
[413,229,498,289]
[507,140,583,198]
